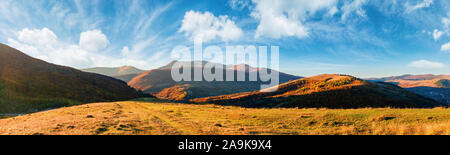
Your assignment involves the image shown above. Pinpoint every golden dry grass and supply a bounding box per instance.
[0,100,449,135]
[386,79,441,88]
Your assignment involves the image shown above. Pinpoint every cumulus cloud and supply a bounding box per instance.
[404,0,433,13]
[8,28,107,68]
[251,0,339,39]
[7,27,164,69]
[409,60,444,68]
[433,29,444,41]
[441,42,450,52]
[17,28,59,46]
[179,11,243,42]
[79,29,109,52]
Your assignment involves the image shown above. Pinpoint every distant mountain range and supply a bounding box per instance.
[0,44,141,113]
[193,74,441,108]
[2,41,446,113]
[128,60,302,101]
[82,66,146,77]
[82,66,146,82]
[368,74,450,105]
[367,74,450,82]
[113,73,143,83]
[80,61,450,106]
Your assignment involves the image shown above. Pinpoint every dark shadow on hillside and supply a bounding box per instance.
[407,86,450,105]
[192,84,442,109]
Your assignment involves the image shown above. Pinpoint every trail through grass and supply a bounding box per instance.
[0,100,449,135]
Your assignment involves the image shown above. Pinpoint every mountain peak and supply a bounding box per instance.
[82,66,145,77]
[128,60,301,101]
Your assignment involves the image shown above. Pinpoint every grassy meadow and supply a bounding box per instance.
[0,98,449,135]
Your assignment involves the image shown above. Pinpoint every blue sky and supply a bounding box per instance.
[0,0,450,78]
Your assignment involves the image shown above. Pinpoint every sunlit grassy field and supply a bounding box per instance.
[0,98,449,135]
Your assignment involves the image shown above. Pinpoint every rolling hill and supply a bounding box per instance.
[128,61,302,101]
[435,79,450,88]
[82,66,146,82]
[368,74,450,105]
[82,66,145,77]
[368,74,450,88]
[113,73,141,83]
[0,43,141,113]
[192,74,441,108]
[367,74,450,82]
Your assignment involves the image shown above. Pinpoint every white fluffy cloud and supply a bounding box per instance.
[179,11,243,42]
[17,28,59,46]
[433,29,444,41]
[409,60,444,68]
[7,28,163,69]
[250,0,367,39]
[8,28,107,68]
[441,42,450,52]
[251,0,338,39]
[79,29,109,52]
[405,0,433,13]
[179,1,369,40]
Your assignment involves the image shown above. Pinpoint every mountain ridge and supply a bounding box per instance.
[367,74,450,105]
[128,61,302,101]
[192,74,440,108]
[0,43,141,113]
[82,66,146,77]
[367,74,450,82]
